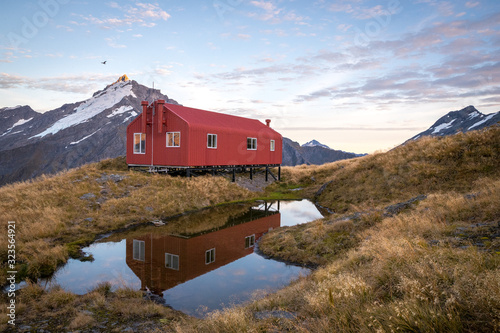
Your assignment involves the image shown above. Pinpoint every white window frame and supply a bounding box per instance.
[270,140,275,152]
[133,133,146,154]
[245,235,255,248]
[133,239,145,261]
[247,137,257,150]
[166,132,180,147]
[207,133,217,149]
[165,253,179,270]
[205,248,215,264]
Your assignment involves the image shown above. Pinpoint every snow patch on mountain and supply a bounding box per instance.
[10,117,33,128]
[1,117,34,137]
[69,129,100,145]
[31,81,134,139]
[122,111,138,123]
[468,113,495,130]
[467,111,481,120]
[107,105,134,118]
[432,119,456,134]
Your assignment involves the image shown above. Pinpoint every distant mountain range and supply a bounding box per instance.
[282,139,364,166]
[406,105,500,142]
[1,77,497,186]
[0,76,365,185]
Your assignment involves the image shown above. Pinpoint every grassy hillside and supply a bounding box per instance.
[282,125,499,213]
[1,126,499,332]
[0,157,253,283]
[177,126,500,332]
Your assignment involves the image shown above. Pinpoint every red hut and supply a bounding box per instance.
[126,100,282,179]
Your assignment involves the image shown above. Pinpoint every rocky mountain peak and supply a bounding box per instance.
[407,105,500,142]
[96,76,133,97]
[302,140,331,149]
[114,74,130,84]
[459,105,478,114]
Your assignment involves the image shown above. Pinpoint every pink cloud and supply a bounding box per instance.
[465,1,480,8]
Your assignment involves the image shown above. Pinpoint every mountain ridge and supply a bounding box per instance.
[282,138,361,166]
[407,105,500,142]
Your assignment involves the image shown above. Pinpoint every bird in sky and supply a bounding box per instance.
[101,61,107,65]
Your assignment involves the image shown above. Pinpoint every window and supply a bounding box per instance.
[245,235,255,248]
[270,140,275,151]
[247,137,257,150]
[207,134,217,149]
[133,133,146,154]
[165,253,179,270]
[133,240,145,261]
[205,248,215,264]
[166,132,180,147]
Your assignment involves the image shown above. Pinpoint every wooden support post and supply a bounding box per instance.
[265,166,269,182]
[267,168,277,181]
[250,167,253,180]
[278,166,281,181]
[186,169,191,178]
[232,168,236,182]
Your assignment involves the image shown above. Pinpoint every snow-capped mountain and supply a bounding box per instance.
[407,105,500,142]
[0,75,178,185]
[302,140,331,150]
[283,138,362,166]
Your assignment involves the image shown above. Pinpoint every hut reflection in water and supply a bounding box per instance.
[126,202,281,295]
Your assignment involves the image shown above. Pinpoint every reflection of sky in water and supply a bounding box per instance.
[41,240,140,293]
[40,200,323,316]
[164,253,309,317]
[279,200,324,226]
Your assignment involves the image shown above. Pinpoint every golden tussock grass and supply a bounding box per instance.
[280,126,500,213]
[181,179,499,332]
[0,281,183,332]
[175,127,500,332]
[68,312,95,330]
[0,158,253,282]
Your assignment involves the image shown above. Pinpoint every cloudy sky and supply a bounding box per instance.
[1,0,499,153]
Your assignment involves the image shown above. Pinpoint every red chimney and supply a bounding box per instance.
[141,101,148,133]
[265,119,271,127]
[156,100,165,133]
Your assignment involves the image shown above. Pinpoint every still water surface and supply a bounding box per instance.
[41,200,324,317]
